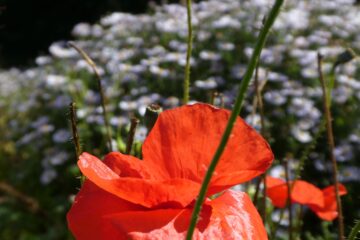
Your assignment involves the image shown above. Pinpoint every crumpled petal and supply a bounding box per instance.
[67,180,144,240]
[107,190,267,240]
[266,177,347,221]
[78,153,200,208]
[266,177,324,208]
[266,176,289,207]
[308,184,347,221]
[143,103,273,194]
[291,180,324,207]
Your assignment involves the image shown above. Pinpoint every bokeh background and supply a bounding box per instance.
[0,0,359,239]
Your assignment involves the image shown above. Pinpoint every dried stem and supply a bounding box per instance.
[317,52,344,240]
[183,0,193,104]
[69,102,82,159]
[0,181,44,216]
[185,1,284,239]
[68,41,113,152]
[252,64,268,223]
[126,118,140,155]
[69,102,85,184]
[284,158,293,240]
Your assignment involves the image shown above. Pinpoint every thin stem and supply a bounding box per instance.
[252,64,268,222]
[69,102,85,184]
[126,118,139,155]
[317,52,344,240]
[284,158,293,240]
[295,205,304,239]
[183,0,193,104]
[68,41,113,152]
[185,1,284,239]
[0,181,42,214]
[348,220,360,240]
[69,102,82,159]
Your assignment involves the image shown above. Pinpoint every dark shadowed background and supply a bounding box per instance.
[0,0,166,68]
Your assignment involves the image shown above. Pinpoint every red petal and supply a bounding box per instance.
[107,190,267,240]
[78,152,200,208]
[291,180,324,207]
[308,183,347,221]
[265,177,324,208]
[266,176,285,188]
[143,103,273,193]
[103,152,165,179]
[266,176,287,207]
[67,180,143,240]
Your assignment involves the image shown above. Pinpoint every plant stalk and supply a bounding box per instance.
[68,41,113,152]
[284,158,293,240]
[185,1,284,239]
[126,117,140,155]
[183,0,193,104]
[317,52,344,240]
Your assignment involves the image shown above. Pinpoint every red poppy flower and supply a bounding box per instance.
[266,176,347,221]
[67,103,274,239]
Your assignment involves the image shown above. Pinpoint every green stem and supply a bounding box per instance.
[348,220,360,240]
[185,1,284,239]
[317,53,344,240]
[183,0,193,104]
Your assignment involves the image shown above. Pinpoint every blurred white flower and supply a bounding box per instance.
[49,42,77,58]
[72,22,92,37]
[291,125,312,143]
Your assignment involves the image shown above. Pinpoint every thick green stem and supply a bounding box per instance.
[317,53,344,240]
[183,0,193,104]
[185,1,284,239]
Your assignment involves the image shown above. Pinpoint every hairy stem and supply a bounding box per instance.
[69,102,85,184]
[317,52,344,240]
[126,117,139,155]
[284,158,293,240]
[69,102,82,159]
[186,1,284,239]
[68,41,113,152]
[252,64,268,222]
[183,0,193,104]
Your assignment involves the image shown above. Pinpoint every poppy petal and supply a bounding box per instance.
[291,180,324,207]
[67,180,143,240]
[143,103,273,192]
[78,152,200,208]
[265,177,324,208]
[266,176,286,188]
[103,152,165,179]
[308,183,347,221]
[107,190,267,240]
